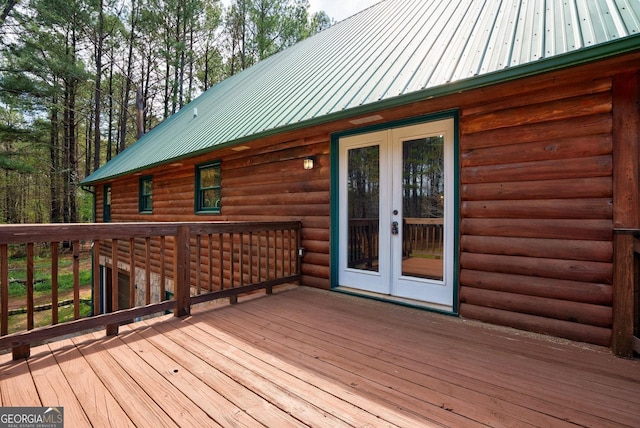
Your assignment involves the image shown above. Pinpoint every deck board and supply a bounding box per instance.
[46,339,135,426]
[27,349,91,426]
[1,286,639,427]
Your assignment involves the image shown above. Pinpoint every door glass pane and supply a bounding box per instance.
[347,145,380,272]
[402,137,444,280]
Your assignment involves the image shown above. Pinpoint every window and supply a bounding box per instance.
[104,184,111,222]
[195,161,221,213]
[139,176,153,213]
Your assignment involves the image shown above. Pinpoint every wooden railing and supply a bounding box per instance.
[348,218,444,269]
[0,221,301,360]
[612,229,640,357]
[348,219,379,269]
[403,218,444,257]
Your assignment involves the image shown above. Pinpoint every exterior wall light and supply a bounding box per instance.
[303,156,315,170]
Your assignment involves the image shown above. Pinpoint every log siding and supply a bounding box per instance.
[94,53,640,347]
[459,74,615,346]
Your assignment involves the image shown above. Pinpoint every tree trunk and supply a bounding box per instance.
[118,0,136,153]
[49,90,62,223]
[107,50,114,161]
[93,0,104,171]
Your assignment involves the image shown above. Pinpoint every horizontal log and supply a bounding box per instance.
[153,201,196,212]
[301,252,330,267]
[224,191,330,206]
[461,155,611,184]
[222,204,330,217]
[459,303,611,346]
[461,198,612,220]
[154,186,196,199]
[462,177,612,201]
[224,178,330,197]
[461,134,612,167]
[462,92,611,134]
[460,235,612,262]
[301,263,330,279]
[300,239,330,254]
[460,218,612,241]
[460,252,612,284]
[301,275,330,290]
[301,227,330,241]
[460,287,612,328]
[462,113,611,150]
[459,269,612,305]
[462,76,611,117]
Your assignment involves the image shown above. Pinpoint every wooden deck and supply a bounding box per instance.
[1,286,638,427]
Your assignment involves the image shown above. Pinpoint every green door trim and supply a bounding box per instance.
[330,110,460,315]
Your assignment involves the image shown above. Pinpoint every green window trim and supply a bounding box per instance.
[139,176,153,213]
[104,184,112,222]
[195,161,221,213]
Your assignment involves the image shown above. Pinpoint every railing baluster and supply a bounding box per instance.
[239,232,244,287]
[145,237,151,304]
[159,236,166,300]
[73,241,80,320]
[51,242,59,325]
[289,228,294,275]
[196,234,202,296]
[207,234,213,292]
[111,239,119,313]
[93,240,101,315]
[249,232,253,284]
[27,243,34,330]
[230,233,235,290]
[218,233,224,290]
[105,238,120,337]
[266,231,271,281]
[0,244,7,336]
[129,239,135,308]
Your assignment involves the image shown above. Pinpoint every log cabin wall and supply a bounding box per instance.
[93,52,639,347]
[458,75,616,347]
[95,135,331,293]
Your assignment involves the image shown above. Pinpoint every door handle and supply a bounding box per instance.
[391,221,399,235]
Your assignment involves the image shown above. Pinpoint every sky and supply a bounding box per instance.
[309,0,381,22]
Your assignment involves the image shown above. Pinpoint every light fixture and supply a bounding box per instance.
[303,156,315,170]
[231,145,251,152]
[349,114,384,125]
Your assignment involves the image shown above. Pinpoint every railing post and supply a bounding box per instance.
[12,344,30,361]
[612,230,634,357]
[174,226,191,317]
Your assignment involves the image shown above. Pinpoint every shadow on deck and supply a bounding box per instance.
[1,286,639,427]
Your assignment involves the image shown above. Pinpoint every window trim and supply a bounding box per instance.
[195,161,222,214]
[138,175,153,213]
[104,184,112,222]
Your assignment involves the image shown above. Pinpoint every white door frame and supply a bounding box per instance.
[336,117,456,311]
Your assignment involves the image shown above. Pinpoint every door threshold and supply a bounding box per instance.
[333,286,455,315]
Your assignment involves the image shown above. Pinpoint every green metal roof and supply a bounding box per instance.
[82,0,640,185]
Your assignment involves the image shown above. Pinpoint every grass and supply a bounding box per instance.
[9,301,93,333]
[2,250,94,334]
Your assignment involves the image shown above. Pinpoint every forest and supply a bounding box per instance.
[0,0,331,224]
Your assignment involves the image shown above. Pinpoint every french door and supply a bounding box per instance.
[338,119,455,309]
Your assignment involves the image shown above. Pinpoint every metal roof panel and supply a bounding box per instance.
[83,0,640,184]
